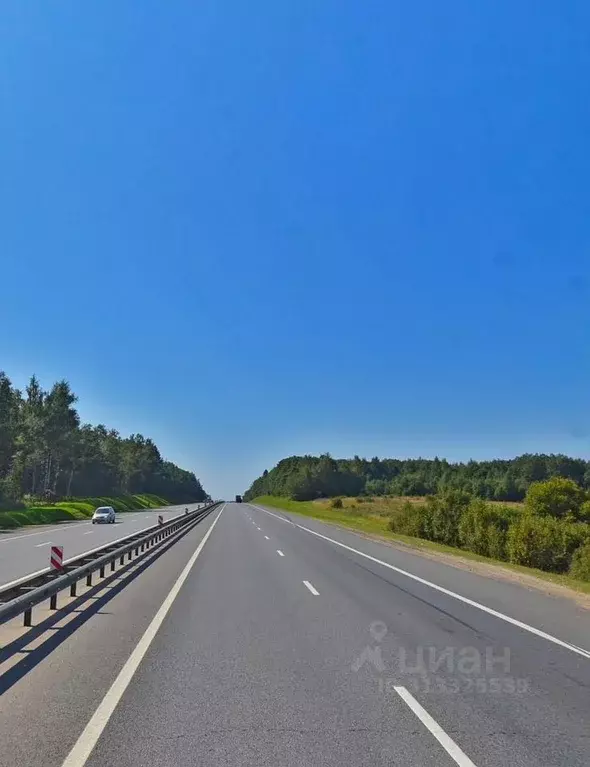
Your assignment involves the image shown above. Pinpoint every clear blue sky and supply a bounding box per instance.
[2,2,590,498]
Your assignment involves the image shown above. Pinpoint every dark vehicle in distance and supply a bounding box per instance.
[235,495,242,503]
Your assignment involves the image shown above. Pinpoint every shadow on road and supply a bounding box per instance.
[0,512,211,695]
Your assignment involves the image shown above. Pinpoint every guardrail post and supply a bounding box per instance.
[0,504,217,629]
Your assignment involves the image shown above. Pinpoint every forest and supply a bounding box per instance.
[244,453,590,502]
[0,371,206,507]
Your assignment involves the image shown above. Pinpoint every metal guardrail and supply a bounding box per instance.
[0,502,209,597]
[0,501,220,628]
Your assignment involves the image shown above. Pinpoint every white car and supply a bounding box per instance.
[92,506,116,524]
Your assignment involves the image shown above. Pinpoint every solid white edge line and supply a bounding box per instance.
[277,550,284,557]
[0,522,92,543]
[395,686,477,767]
[249,504,590,660]
[251,504,296,526]
[0,508,184,545]
[60,504,225,767]
[0,509,204,593]
[303,580,319,595]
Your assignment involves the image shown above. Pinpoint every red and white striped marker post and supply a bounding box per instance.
[158,515,164,526]
[50,545,64,570]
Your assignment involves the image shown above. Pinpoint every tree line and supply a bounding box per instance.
[388,478,590,580]
[0,372,207,506]
[243,453,590,502]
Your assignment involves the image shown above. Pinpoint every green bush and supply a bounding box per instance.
[459,499,488,555]
[425,489,471,546]
[389,491,471,546]
[561,522,590,563]
[507,516,589,572]
[365,479,388,495]
[486,525,507,561]
[330,497,343,509]
[569,544,590,581]
[388,501,430,538]
[578,501,590,523]
[458,500,518,560]
[524,477,586,520]
[0,479,24,511]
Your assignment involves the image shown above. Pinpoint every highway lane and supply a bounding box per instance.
[0,502,589,766]
[0,504,224,767]
[78,502,590,767]
[244,504,590,765]
[0,503,201,587]
[249,503,590,654]
[69,504,458,767]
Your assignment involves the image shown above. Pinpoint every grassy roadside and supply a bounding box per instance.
[252,495,590,596]
[0,493,174,530]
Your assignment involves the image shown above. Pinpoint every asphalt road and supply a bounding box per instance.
[0,503,201,587]
[1,502,589,767]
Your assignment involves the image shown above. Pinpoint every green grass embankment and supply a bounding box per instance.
[0,494,172,530]
[252,495,590,596]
